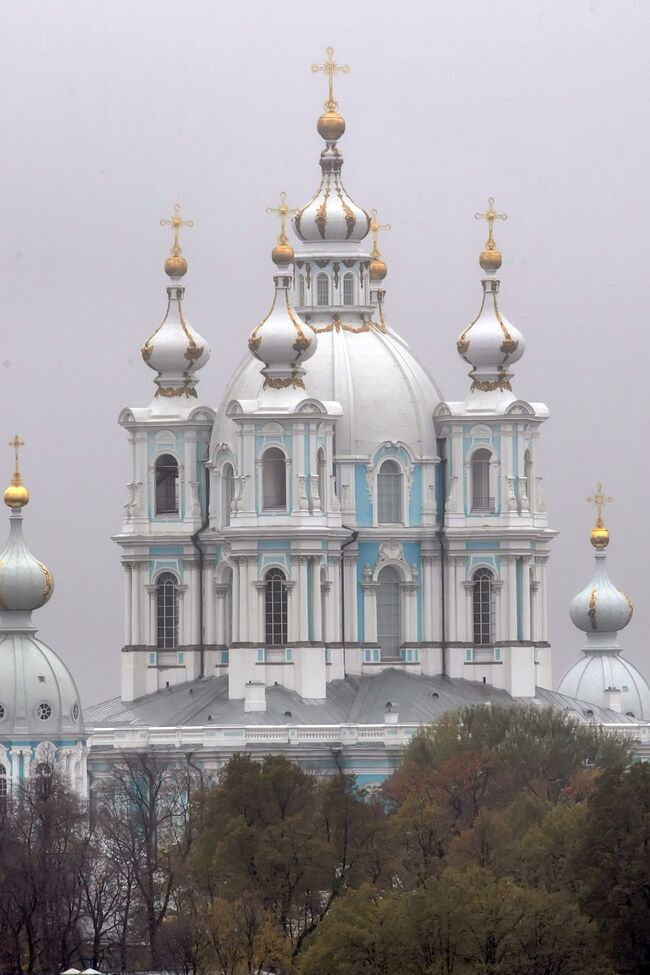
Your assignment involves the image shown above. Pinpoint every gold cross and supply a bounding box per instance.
[586,482,613,528]
[160,203,193,258]
[311,47,350,112]
[475,197,507,250]
[370,208,391,258]
[9,435,24,483]
[266,192,296,245]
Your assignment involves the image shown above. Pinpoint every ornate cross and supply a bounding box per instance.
[9,435,23,474]
[160,203,193,257]
[370,208,391,257]
[587,482,613,528]
[311,47,350,111]
[475,197,507,249]
[266,192,296,245]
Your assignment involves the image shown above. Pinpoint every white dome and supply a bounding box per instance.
[570,552,632,635]
[557,653,650,720]
[212,323,443,457]
[0,631,84,735]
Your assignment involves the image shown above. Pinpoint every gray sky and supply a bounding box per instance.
[2,0,649,704]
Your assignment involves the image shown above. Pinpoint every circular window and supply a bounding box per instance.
[36,703,52,720]
[72,702,79,721]
[0,704,5,720]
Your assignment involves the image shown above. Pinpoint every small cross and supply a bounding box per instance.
[160,203,193,257]
[475,197,507,250]
[370,208,391,258]
[586,482,613,528]
[9,435,23,475]
[311,47,350,111]
[266,192,296,245]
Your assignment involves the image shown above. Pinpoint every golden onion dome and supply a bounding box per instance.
[369,257,388,281]
[591,525,610,549]
[4,478,29,509]
[165,254,188,278]
[479,246,502,272]
[272,242,295,267]
[317,110,346,142]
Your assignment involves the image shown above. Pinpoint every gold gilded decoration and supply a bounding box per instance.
[457,334,470,356]
[315,189,329,239]
[263,375,306,390]
[156,384,198,399]
[267,192,296,247]
[620,590,634,620]
[470,377,513,393]
[311,315,384,335]
[370,208,391,260]
[588,587,597,630]
[311,46,349,112]
[587,482,613,549]
[4,435,29,509]
[36,559,53,601]
[161,203,193,259]
[475,197,507,270]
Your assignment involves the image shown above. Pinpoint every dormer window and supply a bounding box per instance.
[377,460,403,524]
[155,454,179,514]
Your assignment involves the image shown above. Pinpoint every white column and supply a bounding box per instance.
[232,563,240,642]
[521,557,531,641]
[539,559,549,641]
[253,581,265,644]
[123,562,132,645]
[146,585,156,646]
[238,559,250,642]
[298,558,309,641]
[446,557,458,642]
[332,558,341,645]
[204,565,215,644]
[506,557,518,641]
[131,562,142,645]
[311,558,323,642]
[462,580,474,645]
[363,582,378,642]
[215,585,228,645]
[422,556,433,641]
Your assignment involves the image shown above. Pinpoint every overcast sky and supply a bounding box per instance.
[2,0,649,704]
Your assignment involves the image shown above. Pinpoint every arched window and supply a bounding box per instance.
[473,568,495,645]
[35,761,53,798]
[524,449,533,509]
[377,460,403,524]
[222,463,235,527]
[317,449,326,511]
[155,454,179,515]
[316,273,329,306]
[471,449,493,513]
[299,274,305,305]
[343,273,354,306]
[0,763,7,812]
[262,448,287,510]
[156,572,179,649]
[377,565,401,659]
[265,568,288,646]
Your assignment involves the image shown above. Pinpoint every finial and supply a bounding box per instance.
[587,482,613,549]
[369,208,391,282]
[475,197,507,272]
[5,435,29,509]
[312,47,349,141]
[160,203,194,278]
[267,192,296,267]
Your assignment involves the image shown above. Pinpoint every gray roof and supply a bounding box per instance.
[86,670,644,730]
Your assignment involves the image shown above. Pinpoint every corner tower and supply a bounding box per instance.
[434,201,556,696]
[115,207,215,702]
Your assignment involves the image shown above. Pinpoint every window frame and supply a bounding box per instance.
[262,447,288,511]
[472,567,495,646]
[156,571,179,649]
[377,459,404,525]
[316,273,329,306]
[265,568,288,646]
[470,448,495,514]
[154,453,180,516]
[342,273,354,306]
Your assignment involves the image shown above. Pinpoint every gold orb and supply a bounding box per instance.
[590,526,610,549]
[165,255,188,278]
[479,247,502,272]
[317,110,346,142]
[4,483,29,509]
[369,258,388,282]
[272,243,294,267]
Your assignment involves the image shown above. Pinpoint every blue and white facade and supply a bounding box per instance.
[112,87,556,715]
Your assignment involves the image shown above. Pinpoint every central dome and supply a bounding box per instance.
[212,321,442,457]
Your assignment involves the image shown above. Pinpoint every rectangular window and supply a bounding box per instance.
[401,648,420,663]
[149,652,157,666]
[465,648,474,663]
[285,648,294,662]
[494,647,501,662]
[363,648,381,663]
[177,652,185,665]
[325,648,332,664]
[343,275,354,305]
[257,648,266,663]
[221,650,230,665]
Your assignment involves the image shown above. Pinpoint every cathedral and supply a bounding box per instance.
[1,49,649,797]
